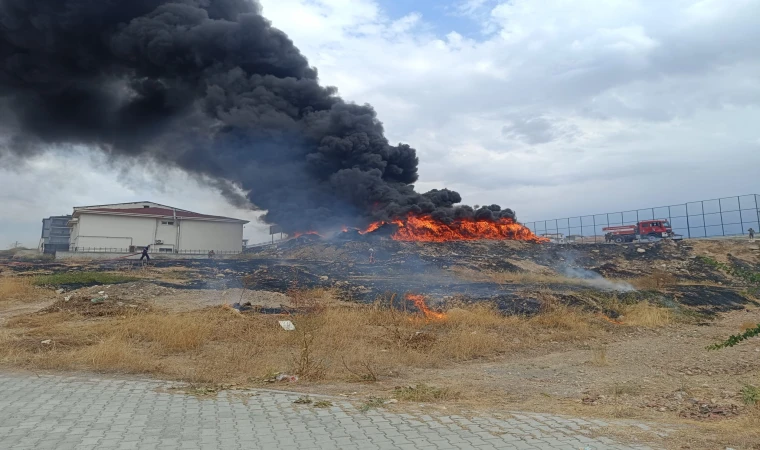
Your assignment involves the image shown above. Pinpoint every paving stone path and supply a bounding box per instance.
[0,373,668,449]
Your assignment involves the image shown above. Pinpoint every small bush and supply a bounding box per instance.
[591,345,608,366]
[741,385,760,405]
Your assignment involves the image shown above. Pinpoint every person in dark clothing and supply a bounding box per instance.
[140,245,151,261]
[749,228,755,241]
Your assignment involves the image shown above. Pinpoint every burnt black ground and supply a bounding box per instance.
[2,238,756,316]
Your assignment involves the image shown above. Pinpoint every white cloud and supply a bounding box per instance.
[258,0,760,216]
[2,0,760,246]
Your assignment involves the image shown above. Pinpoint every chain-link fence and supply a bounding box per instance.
[523,194,760,244]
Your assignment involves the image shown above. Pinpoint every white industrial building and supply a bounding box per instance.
[67,202,249,254]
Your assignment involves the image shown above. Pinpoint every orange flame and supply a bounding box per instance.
[597,313,624,325]
[405,293,446,320]
[361,213,548,243]
[359,221,384,235]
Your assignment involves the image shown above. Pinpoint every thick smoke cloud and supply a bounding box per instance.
[0,0,516,232]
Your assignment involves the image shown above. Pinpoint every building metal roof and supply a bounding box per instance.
[72,206,249,224]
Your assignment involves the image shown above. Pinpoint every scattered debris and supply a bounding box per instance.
[275,373,299,383]
[40,295,152,317]
[293,396,312,404]
[359,397,387,412]
[679,402,740,420]
[232,302,253,312]
[313,400,333,408]
[40,339,52,345]
[279,320,296,331]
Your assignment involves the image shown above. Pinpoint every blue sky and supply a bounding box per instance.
[376,0,488,38]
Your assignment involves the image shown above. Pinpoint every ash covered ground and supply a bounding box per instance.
[4,237,758,317]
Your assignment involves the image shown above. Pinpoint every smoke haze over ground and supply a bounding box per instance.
[558,251,635,292]
[0,0,516,232]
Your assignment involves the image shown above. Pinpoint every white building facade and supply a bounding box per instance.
[68,202,248,254]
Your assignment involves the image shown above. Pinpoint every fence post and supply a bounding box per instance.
[738,196,745,235]
[685,204,691,238]
[701,201,707,237]
[592,215,597,243]
[667,205,672,233]
[718,198,725,237]
[756,195,760,233]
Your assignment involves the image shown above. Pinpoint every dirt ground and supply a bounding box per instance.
[1,237,759,449]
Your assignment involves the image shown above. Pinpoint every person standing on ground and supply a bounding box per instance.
[140,245,151,261]
[749,228,755,241]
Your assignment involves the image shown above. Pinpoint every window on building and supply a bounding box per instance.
[158,248,174,253]
[161,221,175,225]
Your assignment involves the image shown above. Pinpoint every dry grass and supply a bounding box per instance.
[0,277,37,303]
[630,269,677,290]
[663,409,760,450]
[447,266,578,286]
[0,289,618,384]
[117,315,214,352]
[393,384,459,402]
[529,292,595,336]
[77,337,158,372]
[622,302,672,327]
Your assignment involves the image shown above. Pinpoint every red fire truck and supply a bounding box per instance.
[603,220,675,243]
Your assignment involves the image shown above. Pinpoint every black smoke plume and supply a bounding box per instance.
[0,0,516,232]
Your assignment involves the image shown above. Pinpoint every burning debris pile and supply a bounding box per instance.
[356,213,546,243]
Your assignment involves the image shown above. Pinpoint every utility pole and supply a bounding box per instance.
[10,241,22,249]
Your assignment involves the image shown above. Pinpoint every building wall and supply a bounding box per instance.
[179,220,243,252]
[70,222,79,244]
[155,219,179,251]
[73,214,156,250]
[40,215,72,253]
[72,213,243,252]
